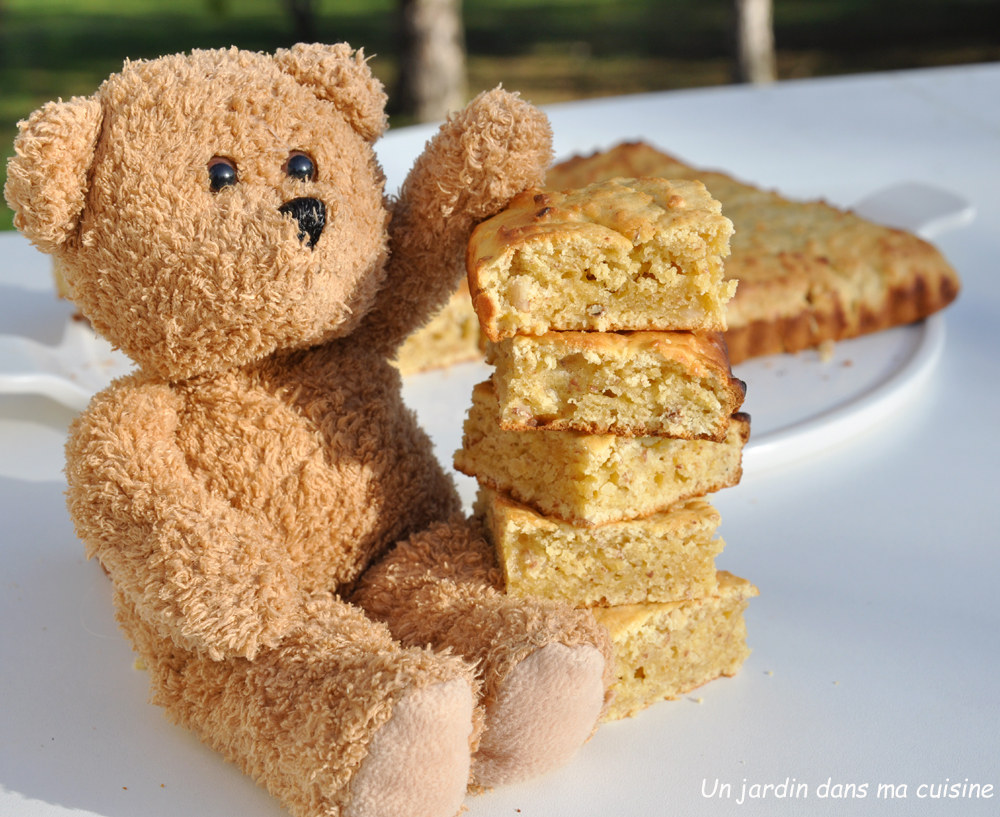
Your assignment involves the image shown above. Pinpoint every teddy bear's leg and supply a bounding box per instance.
[115,590,480,817]
[350,516,613,788]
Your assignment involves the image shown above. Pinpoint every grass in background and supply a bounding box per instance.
[2,0,999,229]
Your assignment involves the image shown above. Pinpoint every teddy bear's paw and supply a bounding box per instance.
[471,643,606,788]
[444,88,553,218]
[346,679,475,817]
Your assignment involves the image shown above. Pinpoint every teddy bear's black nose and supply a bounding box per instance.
[279,197,326,249]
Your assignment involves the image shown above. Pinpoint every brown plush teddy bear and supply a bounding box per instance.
[5,44,612,817]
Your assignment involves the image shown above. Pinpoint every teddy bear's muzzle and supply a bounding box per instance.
[279,197,327,249]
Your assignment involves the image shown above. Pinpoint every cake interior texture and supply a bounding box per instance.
[454,381,750,526]
[477,486,724,607]
[594,571,757,720]
[488,330,744,440]
[468,178,736,340]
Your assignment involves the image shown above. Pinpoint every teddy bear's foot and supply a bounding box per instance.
[346,678,475,817]
[351,517,613,789]
[471,643,606,788]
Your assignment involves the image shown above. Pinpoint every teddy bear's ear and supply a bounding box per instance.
[4,95,103,255]
[274,43,388,143]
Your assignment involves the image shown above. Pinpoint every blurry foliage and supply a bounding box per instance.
[2,0,999,229]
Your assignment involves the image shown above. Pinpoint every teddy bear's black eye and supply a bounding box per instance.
[208,157,238,191]
[285,151,315,182]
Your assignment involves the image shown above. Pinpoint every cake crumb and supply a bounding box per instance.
[818,339,836,362]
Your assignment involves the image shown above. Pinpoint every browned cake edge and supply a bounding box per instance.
[723,265,960,363]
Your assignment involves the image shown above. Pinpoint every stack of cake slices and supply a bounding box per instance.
[455,177,759,720]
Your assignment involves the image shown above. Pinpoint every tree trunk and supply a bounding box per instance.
[283,0,318,45]
[735,0,776,84]
[395,0,467,122]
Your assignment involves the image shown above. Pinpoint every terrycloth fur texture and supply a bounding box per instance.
[115,586,478,817]
[356,89,554,356]
[6,44,608,817]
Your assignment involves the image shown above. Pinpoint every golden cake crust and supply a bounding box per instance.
[467,177,735,340]
[545,142,961,363]
[488,329,745,440]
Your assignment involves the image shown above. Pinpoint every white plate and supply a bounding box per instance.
[0,181,968,480]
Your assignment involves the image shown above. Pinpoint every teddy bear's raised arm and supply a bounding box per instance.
[356,89,553,356]
[66,377,303,661]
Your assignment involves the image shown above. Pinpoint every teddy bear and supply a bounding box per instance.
[5,44,612,817]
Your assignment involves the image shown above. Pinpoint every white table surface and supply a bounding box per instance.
[2,63,999,816]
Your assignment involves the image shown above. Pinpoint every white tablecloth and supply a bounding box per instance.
[2,63,998,816]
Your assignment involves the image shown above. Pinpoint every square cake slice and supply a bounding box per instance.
[454,381,750,526]
[488,330,745,440]
[467,177,736,341]
[476,486,724,607]
[594,571,757,720]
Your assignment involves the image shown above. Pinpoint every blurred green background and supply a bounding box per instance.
[2,0,999,230]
